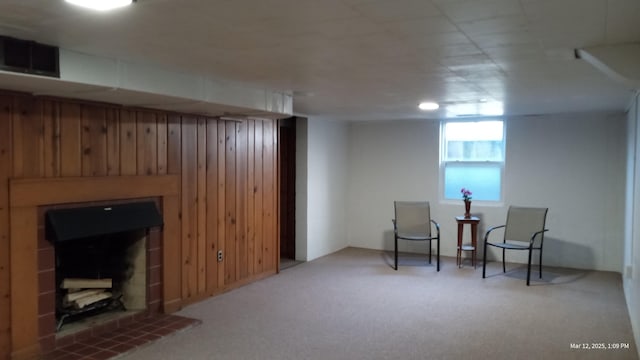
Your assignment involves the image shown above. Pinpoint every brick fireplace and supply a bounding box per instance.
[9,176,181,360]
[37,199,163,353]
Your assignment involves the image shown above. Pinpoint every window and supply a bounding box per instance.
[441,120,505,201]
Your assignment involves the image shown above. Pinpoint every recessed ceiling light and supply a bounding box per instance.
[65,0,134,11]
[418,102,439,111]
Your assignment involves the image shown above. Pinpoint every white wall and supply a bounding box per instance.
[506,113,626,270]
[347,120,441,254]
[296,117,350,261]
[624,92,640,355]
[346,112,627,272]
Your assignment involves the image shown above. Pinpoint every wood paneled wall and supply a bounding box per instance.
[0,92,279,359]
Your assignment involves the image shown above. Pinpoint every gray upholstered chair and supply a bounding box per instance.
[392,201,440,271]
[482,206,549,285]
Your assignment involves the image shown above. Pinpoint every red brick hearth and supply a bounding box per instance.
[41,314,200,360]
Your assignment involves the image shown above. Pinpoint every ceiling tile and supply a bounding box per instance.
[400,31,472,50]
[351,0,442,22]
[482,44,546,63]
[381,16,458,37]
[606,0,640,43]
[467,30,539,49]
[457,15,530,36]
[520,0,607,48]
[411,43,484,59]
[433,0,524,22]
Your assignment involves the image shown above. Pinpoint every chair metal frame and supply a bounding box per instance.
[482,206,549,285]
[392,201,440,272]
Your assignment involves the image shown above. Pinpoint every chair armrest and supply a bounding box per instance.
[529,229,549,245]
[430,219,440,237]
[484,224,505,243]
[431,219,440,237]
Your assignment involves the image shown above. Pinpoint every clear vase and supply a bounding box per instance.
[464,200,471,218]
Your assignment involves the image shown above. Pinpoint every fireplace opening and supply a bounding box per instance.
[54,230,147,331]
[44,201,163,334]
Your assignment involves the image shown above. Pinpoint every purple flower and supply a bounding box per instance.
[460,188,472,201]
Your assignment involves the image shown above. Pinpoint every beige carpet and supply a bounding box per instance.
[279,257,303,271]
[120,247,638,360]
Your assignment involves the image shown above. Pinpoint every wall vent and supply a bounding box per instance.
[0,35,59,78]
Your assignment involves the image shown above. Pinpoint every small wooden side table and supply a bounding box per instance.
[455,216,480,268]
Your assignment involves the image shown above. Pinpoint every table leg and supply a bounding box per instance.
[457,222,463,267]
[471,223,478,268]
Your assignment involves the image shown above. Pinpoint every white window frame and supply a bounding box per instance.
[439,118,506,204]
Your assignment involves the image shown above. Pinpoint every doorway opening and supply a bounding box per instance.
[279,117,300,270]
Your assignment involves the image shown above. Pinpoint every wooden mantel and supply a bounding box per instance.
[9,175,181,360]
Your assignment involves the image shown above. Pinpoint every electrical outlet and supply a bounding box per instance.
[217,250,223,262]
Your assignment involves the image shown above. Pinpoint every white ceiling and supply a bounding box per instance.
[0,0,639,120]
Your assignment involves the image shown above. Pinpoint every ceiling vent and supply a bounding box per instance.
[0,35,59,78]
